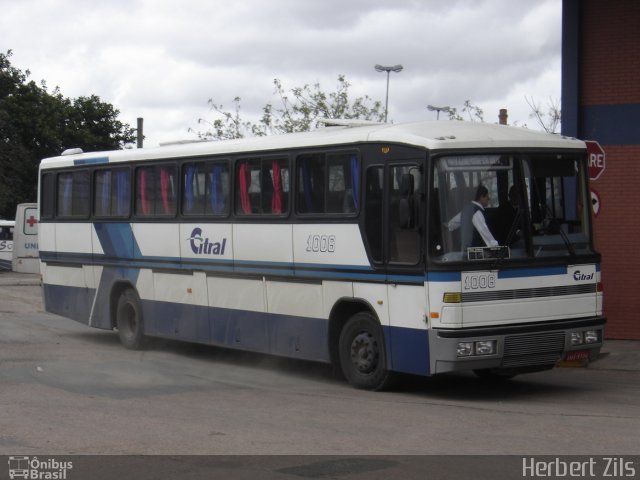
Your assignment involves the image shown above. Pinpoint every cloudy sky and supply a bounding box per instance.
[2,0,562,147]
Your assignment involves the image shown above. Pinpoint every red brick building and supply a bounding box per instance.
[562,0,640,339]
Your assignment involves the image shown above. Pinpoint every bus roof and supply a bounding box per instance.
[40,120,585,169]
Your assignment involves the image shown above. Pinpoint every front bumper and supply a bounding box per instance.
[429,316,606,374]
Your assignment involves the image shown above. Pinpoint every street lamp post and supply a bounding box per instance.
[374,64,403,123]
[427,104,452,120]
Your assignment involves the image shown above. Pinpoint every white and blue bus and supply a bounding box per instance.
[38,120,605,389]
[0,219,14,271]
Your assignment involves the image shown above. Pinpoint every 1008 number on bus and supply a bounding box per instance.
[306,235,336,253]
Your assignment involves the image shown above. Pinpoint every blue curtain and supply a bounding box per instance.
[210,165,225,214]
[115,170,129,216]
[350,155,360,209]
[185,165,195,212]
[100,171,110,215]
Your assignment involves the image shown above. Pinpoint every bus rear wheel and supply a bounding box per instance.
[116,289,146,350]
[338,312,392,390]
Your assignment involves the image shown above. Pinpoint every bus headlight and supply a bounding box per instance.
[475,340,496,356]
[457,342,474,357]
[584,330,600,344]
[457,340,497,357]
[570,331,584,346]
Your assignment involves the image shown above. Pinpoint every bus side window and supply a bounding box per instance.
[236,158,288,215]
[297,154,324,214]
[95,170,112,217]
[159,166,176,216]
[136,167,153,216]
[0,226,12,240]
[95,168,130,218]
[183,161,230,217]
[57,171,89,218]
[41,173,56,220]
[136,165,176,217]
[183,163,205,215]
[389,167,421,264]
[208,163,229,215]
[113,169,131,217]
[237,161,258,214]
[296,152,359,215]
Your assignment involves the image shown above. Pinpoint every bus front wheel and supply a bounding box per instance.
[116,289,146,350]
[338,312,392,390]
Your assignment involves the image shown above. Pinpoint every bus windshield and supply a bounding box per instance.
[430,153,594,263]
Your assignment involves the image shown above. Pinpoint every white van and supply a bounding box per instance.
[12,203,39,273]
[0,219,14,271]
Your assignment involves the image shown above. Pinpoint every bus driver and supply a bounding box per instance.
[460,185,498,250]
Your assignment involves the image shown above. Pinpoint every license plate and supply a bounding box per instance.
[565,350,591,362]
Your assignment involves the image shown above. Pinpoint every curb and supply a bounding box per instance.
[0,272,41,287]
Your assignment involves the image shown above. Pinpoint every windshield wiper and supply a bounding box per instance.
[542,205,576,259]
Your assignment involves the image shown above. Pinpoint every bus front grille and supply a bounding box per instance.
[462,284,595,303]
[501,331,565,368]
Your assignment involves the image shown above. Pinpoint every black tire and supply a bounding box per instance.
[338,312,393,390]
[116,289,146,350]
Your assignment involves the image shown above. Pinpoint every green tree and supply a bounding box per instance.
[0,50,136,218]
[197,75,385,140]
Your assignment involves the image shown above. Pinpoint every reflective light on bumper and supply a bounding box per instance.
[457,340,497,357]
[584,330,600,344]
[475,340,496,356]
[569,329,602,346]
[570,331,584,346]
[457,342,474,357]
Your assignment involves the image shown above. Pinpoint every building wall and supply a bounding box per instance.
[563,0,640,339]
[591,146,640,339]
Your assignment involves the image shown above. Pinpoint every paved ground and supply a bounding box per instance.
[1,270,639,479]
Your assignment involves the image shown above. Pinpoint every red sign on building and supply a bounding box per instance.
[586,140,606,181]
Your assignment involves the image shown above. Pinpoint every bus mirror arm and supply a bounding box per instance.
[492,208,522,269]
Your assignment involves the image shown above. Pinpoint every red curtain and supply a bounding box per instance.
[239,163,251,214]
[271,160,282,214]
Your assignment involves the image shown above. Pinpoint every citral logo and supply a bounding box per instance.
[187,227,227,255]
[573,270,594,281]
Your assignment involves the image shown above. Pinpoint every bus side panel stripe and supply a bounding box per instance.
[73,157,109,166]
[385,325,430,376]
[94,223,142,261]
[428,266,581,283]
[427,271,461,282]
[44,281,430,373]
[497,266,567,279]
[43,284,96,326]
[140,299,331,363]
[144,300,211,342]
[91,266,142,330]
